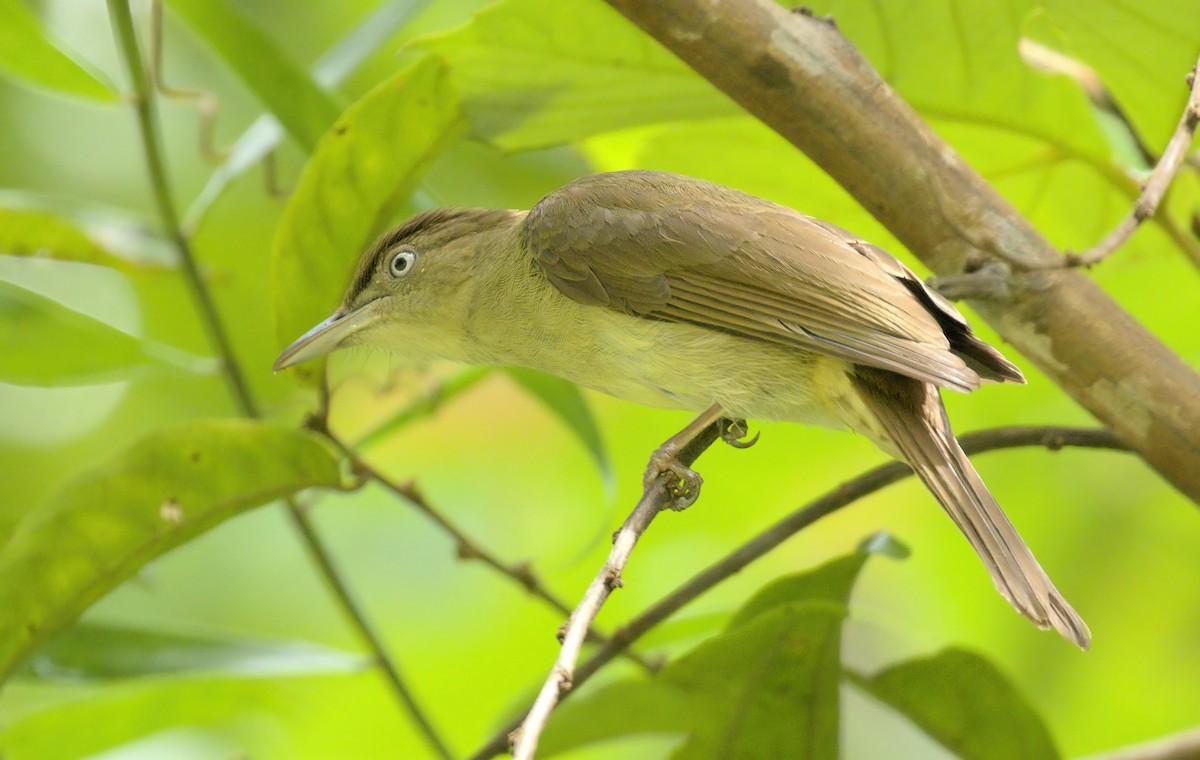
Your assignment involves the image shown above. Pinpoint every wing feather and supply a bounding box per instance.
[524,171,1020,390]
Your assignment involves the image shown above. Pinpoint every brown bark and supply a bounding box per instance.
[603,0,1200,503]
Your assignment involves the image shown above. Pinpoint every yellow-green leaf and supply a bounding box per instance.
[0,280,160,386]
[162,0,341,151]
[0,0,116,102]
[413,0,736,150]
[0,208,133,271]
[0,420,343,682]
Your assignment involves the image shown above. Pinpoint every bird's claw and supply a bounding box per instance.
[720,418,760,449]
[643,447,703,511]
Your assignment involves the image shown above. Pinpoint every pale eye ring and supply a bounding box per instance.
[388,249,417,278]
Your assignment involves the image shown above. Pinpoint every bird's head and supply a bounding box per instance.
[274,207,522,371]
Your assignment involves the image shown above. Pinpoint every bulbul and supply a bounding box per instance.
[276,170,1089,649]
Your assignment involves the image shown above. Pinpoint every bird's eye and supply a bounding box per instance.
[388,249,417,278]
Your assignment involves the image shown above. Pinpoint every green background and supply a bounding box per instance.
[0,0,1197,757]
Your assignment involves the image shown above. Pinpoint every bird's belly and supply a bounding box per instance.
[538,311,852,429]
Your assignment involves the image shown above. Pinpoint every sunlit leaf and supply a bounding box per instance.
[162,0,340,151]
[504,367,612,493]
[271,55,464,381]
[0,668,433,760]
[183,0,434,229]
[0,0,116,102]
[729,531,906,629]
[0,208,134,272]
[0,420,343,682]
[412,0,737,150]
[0,280,162,386]
[20,622,365,682]
[1033,0,1200,153]
[849,648,1060,760]
[541,603,845,759]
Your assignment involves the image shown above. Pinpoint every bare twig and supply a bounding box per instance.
[470,426,1126,760]
[1058,56,1200,268]
[149,0,226,163]
[330,435,658,673]
[107,6,452,757]
[509,418,725,760]
[1079,727,1200,760]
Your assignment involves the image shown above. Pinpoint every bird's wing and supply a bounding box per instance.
[524,171,1019,392]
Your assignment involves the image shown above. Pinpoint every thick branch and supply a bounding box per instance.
[468,426,1126,760]
[603,0,1200,504]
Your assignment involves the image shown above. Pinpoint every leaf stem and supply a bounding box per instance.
[107,4,453,757]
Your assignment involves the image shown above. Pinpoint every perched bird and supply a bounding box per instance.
[276,170,1089,648]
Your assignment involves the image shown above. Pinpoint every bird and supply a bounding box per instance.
[275,169,1089,649]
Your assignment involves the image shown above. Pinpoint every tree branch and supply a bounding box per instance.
[602,0,1200,504]
[107,5,452,758]
[469,426,1127,760]
[1061,56,1200,268]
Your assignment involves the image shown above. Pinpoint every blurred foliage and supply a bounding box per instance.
[0,1,1197,759]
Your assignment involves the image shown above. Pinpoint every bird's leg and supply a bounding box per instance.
[643,404,726,511]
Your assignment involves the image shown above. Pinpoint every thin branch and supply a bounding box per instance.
[469,426,1126,760]
[329,434,659,674]
[1079,728,1200,760]
[1059,56,1200,268]
[107,5,453,758]
[107,0,255,416]
[510,420,724,760]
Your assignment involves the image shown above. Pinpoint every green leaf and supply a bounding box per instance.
[0,420,343,683]
[184,0,434,229]
[162,0,341,151]
[729,532,904,629]
[542,539,898,758]
[271,55,464,380]
[0,207,135,271]
[0,280,161,386]
[413,0,737,150]
[0,0,116,102]
[504,367,612,494]
[541,602,846,759]
[849,648,1060,760]
[19,622,365,682]
[1034,0,1200,153]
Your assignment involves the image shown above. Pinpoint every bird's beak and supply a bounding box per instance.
[273,303,379,372]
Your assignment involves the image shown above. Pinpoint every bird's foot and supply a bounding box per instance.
[643,444,703,511]
[720,418,760,449]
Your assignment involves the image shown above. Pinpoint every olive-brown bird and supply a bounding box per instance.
[276,170,1089,649]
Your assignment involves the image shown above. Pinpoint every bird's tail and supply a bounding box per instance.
[851,369,1090,649]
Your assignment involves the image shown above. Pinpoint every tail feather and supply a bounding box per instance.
[852,369,1090,649]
